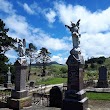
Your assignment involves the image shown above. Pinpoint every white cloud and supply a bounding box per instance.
[29,31,71,51]
[5,15,29,36]
[80,32,110,59]
[54,2,110,59]
[55,2,75,25]
[45,9,56,23]
[23,3,35,14]
[51,55,67,64]
[0,0,15,14]
[55,3,110,33]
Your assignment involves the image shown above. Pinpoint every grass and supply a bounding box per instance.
[87,92,110,100]
[36,77,67,85]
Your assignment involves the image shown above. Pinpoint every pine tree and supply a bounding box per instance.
[37,47,51,76]
[0,19,16,83]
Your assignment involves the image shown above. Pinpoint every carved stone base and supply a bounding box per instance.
[4,83,12,88]
[11,90,28,99]
[62,89,88,110]
[7,96,32,110]
[97,80,108,88]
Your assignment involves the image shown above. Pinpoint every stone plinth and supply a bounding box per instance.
[7,96,31,110]
[4,83,12,88]
[97,65,108,88]
[7,59,32,110]
[62,54,88,110]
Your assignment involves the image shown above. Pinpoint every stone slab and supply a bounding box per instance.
[62,97,88,110]
[11,90,28,99]
[97,80,108,88]
[7,96,32,110]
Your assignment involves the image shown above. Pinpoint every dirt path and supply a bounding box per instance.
[88,100,110,110]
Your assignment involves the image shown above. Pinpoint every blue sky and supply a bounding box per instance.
[0,0,110,64]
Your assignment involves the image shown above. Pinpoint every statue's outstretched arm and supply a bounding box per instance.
[65,25,70,29]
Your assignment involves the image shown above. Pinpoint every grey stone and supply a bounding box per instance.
[4,67,12,88]
[97,65,108,88]
[62,19,88,110]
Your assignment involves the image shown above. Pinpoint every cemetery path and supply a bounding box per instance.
[0,100,110,110]
[88,100,110,110]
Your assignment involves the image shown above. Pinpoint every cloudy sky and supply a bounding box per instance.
[0,0,110,64]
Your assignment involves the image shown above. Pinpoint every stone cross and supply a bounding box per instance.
[4,67,12,88]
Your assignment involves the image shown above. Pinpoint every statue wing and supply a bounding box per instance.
[76,19,80,27]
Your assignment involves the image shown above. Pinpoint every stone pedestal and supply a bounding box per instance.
[4,83,12,88]
[7,60,32,110]
[62,55,88,110]
[97,65,108,88]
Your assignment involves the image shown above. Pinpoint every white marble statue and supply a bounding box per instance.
[17,39,26,57]
[65,19,81,49]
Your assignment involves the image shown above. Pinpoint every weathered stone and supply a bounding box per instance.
[62,20,88,110]
[4,67,12,88]
[97,65,108,88]
[49,86,62,108]
[7,59,32,110]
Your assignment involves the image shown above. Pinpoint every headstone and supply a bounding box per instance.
[49,86,62,108]
[29,81,35,88]
[97,65,108,88]
[7,39,31,110]
[62,20,88,110]
[4,67,12,88]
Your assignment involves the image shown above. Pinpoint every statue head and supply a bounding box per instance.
[71,22,75,27]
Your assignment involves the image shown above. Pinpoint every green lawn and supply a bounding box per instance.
[87,92,110,100]
[36,77,67,85]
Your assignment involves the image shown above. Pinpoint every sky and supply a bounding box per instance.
[0,0,110,64]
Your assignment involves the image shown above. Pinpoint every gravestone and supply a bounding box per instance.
[29,81,35,88]
[7,39,31,110]
[97,65,108,88]
[4,67,12,88]
[62,20,88,110]
[49,86,62,108]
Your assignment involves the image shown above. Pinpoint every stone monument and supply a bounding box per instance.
[97,65,108,88]
[49,86,62,108]
[62,20,88,110]
[4,67,12,88]
[7,39,31,110]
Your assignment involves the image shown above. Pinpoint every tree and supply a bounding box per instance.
[37,47,51,76]
[25,43,37,80]
[0,19,16,53]
[0,19,16,83]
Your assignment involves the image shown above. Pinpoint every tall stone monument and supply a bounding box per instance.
[7,39,31,110]
[97,65,108,88]
[4,67,12,88]
[62,20,88,110]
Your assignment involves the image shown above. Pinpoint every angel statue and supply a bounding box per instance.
[65,19,81,49]
[65,19,81,37]
[17,38,26,57]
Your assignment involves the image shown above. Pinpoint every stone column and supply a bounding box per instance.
[62,33,88,110]
[4,67,12,88]
[7,59,32,110]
